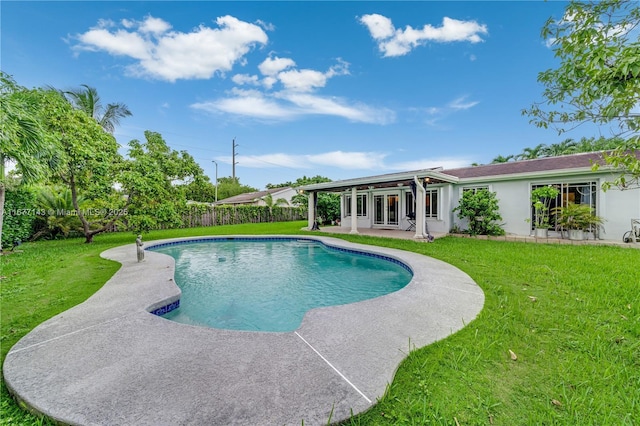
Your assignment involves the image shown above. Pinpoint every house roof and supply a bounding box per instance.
[443,151,610,179]
[215,187,293,205]
[299,151,636,192]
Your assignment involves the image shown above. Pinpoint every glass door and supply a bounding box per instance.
[373,193,399,227]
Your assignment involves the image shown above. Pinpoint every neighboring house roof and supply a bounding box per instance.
[215,187,294,205]
[299,151,637,192]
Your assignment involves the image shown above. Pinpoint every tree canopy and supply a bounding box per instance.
[0,74,62,250]
[524,0,639,189]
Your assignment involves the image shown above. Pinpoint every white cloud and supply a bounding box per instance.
[139,16,172,35]
[390,156,473,171]
[232,74,260,85]
[201,56,392,124]
[448,96,479,110]
[193,88,395,124]
[73,15,268,81]
[213,151,474,172]
[359,14,395,40]
[417,95,479,127]
[359,14,488,57]
[277,69,330,92]
[216,151,388,170]
[192,90,296,120]
[258,56,296,76]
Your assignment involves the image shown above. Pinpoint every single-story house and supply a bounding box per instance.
[299,151,640,242]
[214,186,297,206]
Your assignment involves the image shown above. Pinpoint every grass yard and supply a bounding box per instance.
[1,222,639,425]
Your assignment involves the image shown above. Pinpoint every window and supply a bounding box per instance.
[345,194,367,217]
[463,186,489,194]
[405,192,415,217]
[530,181,597,228]
[406,189,439,219]
[425,189,439,218]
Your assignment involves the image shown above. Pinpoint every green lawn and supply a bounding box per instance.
[1,222,639,425]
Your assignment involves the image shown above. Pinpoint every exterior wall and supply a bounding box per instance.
[600,186,640,241]
[450,173,640,241]
[333,171,639,242]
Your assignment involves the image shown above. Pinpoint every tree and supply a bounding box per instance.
[63,84,132,134]
[524,0,640,190]
[119,131,206,233]
[216,177,258,200]
[0,73,61,251]
[261,193,289,221]
[31,185,84,240]
[41,90,124,243]
[266,175,332,189]
[181,175,217,203]
[490,154,514,164]
[516,143,548,160]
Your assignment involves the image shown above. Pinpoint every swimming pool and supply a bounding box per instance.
[149,237,413,332]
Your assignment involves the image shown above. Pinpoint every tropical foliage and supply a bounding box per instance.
[62,84,132,134]
[1,182,37,248]
[0,74,61,250]
[524,0,639,189]
[489,136,621,164]
[453,189,505,236]
[530,185,560,229]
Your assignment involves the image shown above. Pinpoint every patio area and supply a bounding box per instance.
[313,226,639,248]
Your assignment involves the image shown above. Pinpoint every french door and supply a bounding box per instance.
[373,193,399,226]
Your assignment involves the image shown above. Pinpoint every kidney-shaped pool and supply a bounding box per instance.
[149,237,413,332]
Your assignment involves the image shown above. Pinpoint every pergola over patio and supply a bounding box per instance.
[298,168,458,239]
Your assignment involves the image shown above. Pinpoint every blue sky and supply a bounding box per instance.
[2,1,598,190]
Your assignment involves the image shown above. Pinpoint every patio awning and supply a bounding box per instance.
[297,168,458,193]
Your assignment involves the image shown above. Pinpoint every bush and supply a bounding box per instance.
[453,189,505,236]
[2,185,37,247]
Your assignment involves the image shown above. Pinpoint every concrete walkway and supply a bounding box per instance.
[4,235,484,425]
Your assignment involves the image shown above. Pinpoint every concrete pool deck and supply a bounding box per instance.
[3,235,484,425]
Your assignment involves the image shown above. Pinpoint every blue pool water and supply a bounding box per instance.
[150,238,413,332]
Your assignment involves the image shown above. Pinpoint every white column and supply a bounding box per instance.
[414,177,426,239]
[350,187,359,234]
[307,191,316,230]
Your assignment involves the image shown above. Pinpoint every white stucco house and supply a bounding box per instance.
[299,152,640,242]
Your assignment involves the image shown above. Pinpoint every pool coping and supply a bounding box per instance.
[3,235,485,425]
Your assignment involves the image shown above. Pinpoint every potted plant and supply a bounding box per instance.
[552,202,605,240]
[530,186,560,238]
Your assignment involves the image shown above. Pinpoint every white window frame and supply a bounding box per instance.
[344,194,368,217]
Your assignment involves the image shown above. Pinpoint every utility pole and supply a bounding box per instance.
[212,160,218,202]
[232,137,239,182]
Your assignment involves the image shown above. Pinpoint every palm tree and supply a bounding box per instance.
[262,193,289,221]
[31,186,84,240]
[544,138,578,157]
[490,154,514,164]
[64,84,132,134]
[517,143,548,160]
[0,73,60,251]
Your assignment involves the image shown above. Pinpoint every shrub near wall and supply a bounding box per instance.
[183,204,306,228]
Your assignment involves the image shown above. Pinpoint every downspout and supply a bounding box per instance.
[413,176,426,239]
[350,187,359,234]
